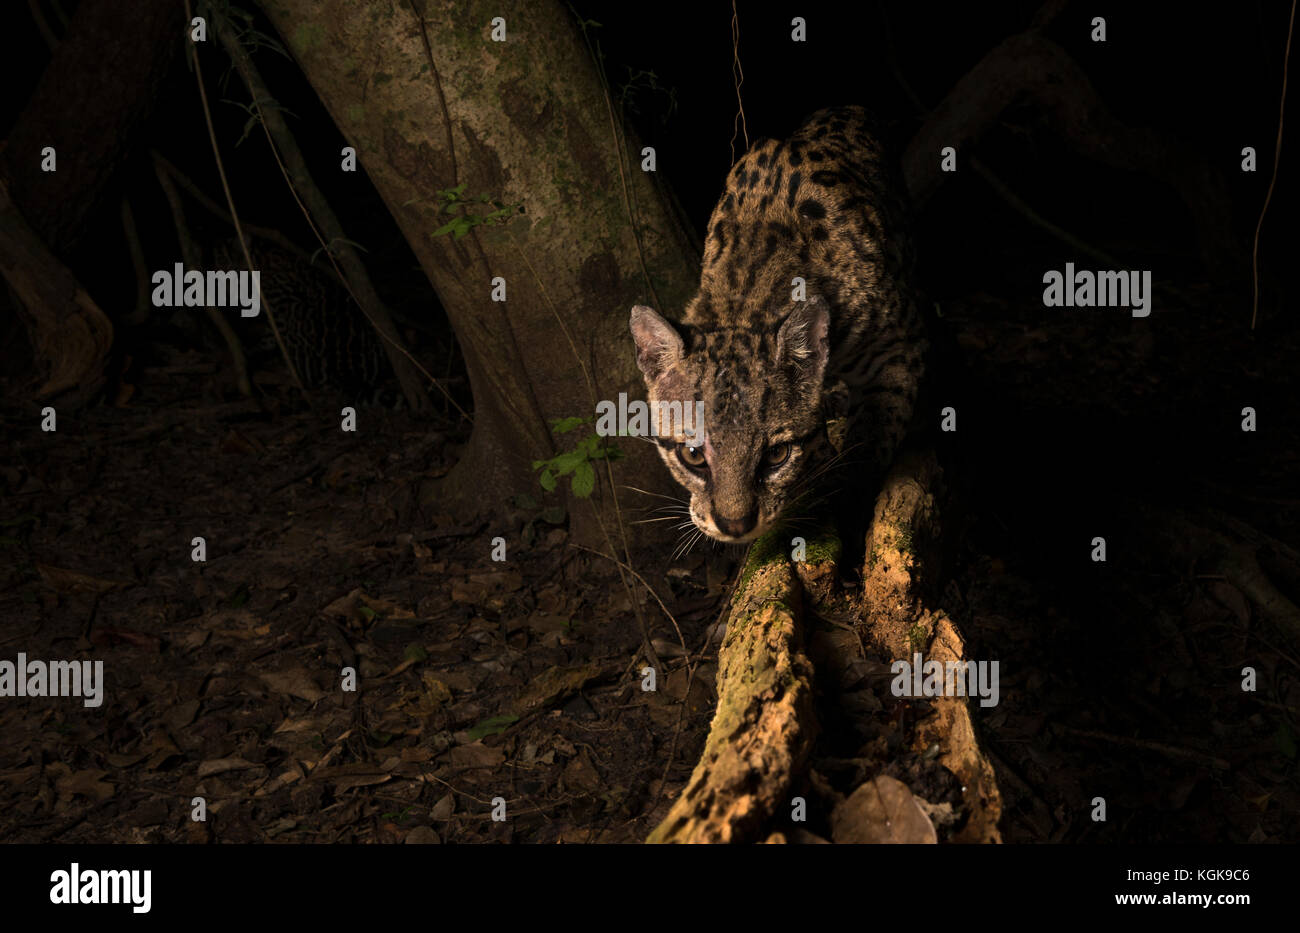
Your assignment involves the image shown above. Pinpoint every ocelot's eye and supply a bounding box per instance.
[763,443,791,467]
[677,443,707,469]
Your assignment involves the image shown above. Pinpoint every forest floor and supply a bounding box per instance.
[1,273,1297,844]
[0,358,725,843]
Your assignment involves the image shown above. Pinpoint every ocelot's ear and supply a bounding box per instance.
[776,295,830,379]
[629,305,684,381]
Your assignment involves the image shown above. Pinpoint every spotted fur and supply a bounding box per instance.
[212,240,390,395]
[630,106,926,543]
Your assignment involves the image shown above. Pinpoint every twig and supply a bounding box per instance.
[27,0,57,50]
[217,6,453,413]
[569,543,689,659]
[729,0,748,164]
[119,197,151,325]
[152,152,253,397]
[149,150,313,263]
[572,12,663,314]
[407,0,457,187]
[181,0,304,397]
[1251,0,1296,330]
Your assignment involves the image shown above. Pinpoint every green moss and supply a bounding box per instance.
[736,526,788,592]
[800,528,841,566]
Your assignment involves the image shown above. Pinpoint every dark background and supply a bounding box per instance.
[1,1,1296,844]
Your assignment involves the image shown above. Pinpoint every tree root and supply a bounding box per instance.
[648,450,1003,843]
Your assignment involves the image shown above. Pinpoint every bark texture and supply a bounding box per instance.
[650,451,1003,844]
[646,554,817,844]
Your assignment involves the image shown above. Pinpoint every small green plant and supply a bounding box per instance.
[907,622,928,654]
[896,522,914,556]
[429,184,522,240]
[532,416,623,499]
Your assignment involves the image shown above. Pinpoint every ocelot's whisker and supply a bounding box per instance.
[620,486,688,509]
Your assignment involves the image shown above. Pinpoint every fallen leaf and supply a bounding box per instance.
[465,714,518,740]
[831,775,938,844]
[430,793,454,820]
[197,758,260,778]
[516,663,605,713]
[36,564,130,594]
[260,669,326,703]
[55,768,115,803]
[404,826,441,844]
[448,741,505,769]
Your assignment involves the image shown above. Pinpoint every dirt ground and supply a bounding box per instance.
[1,263,1297,843]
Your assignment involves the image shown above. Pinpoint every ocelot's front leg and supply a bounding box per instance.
[832,332,928,578]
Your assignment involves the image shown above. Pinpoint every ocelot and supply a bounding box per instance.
[211,239,392,399]
[629,106,927,544]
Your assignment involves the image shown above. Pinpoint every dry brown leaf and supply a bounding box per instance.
[322,588,363,619]
[561,751,602,793]
[274,714,326,734]
[516,662,605,713]
[430,793,454,820]
[165,700,200,731]
[36,564,130,593]
[54,768,115,803]
[404,826,441,844]
[448,741,505,770]
[260,668,325,703]
[197,758,261,778]
[0,766,39,789]
[831,775,937,844]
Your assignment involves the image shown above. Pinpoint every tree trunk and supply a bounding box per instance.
[0,182,113,402]
[255,0,701,547]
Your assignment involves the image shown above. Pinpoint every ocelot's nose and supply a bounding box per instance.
[714,509,758,538]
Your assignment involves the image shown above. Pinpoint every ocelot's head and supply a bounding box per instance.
[629,299,831,544]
